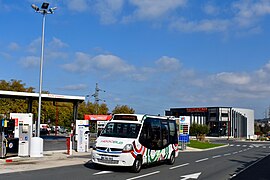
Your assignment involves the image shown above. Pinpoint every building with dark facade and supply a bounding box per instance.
[165,107,254,139]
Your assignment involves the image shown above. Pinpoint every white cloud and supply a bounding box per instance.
[233,0,270,28]
[62,52,135,75]
[155,56,181,71]
[19,56,39,68]
[216,72,250,85]
[27,38,40,54]
[48,37,68,49]
[60,84,88,91]
[64,0,89,12]
[203,4,220,16]
[53,0,270,34]
[62,52,90,72]
[94,54,135,73]
[127,0,186,20]
[255,61,270,79]
[8,42,20,51]
[93,0,124,24]
[0,52,12,60]
[170,18,231,33]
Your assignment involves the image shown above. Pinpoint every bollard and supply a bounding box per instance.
[66,136,70,155]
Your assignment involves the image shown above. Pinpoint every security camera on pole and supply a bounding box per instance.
[30,2,57,157]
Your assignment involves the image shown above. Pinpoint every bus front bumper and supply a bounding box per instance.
[92,150,135,167]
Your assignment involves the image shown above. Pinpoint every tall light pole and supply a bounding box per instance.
[31,2,56,137]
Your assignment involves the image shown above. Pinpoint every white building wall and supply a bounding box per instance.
[233,108,254,139]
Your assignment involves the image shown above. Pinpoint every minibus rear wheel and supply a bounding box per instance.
[131,157,142,173]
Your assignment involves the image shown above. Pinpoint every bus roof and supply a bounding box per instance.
[111,114,173,122]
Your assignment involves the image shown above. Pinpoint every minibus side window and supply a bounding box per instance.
[139,118,162,150]
[169,120,177,144]
[161,121,169,147]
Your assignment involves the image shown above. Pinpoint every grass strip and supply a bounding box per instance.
[187,140,225,149]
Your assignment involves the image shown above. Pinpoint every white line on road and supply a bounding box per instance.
[212,155,222,159]
[239,150,243,153]
[224,153,231,156]
[126,171,160,180]
[93,171,113,175]
[170,163,189,170]
[195,158,209,163]
[232,152,238,154]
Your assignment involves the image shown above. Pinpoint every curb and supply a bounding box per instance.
[179,143,229,152]
[0,150,91,165]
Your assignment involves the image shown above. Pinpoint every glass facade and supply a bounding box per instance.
[165,107,250,138]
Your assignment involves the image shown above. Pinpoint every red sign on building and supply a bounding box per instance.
[84,115,112,121]
[186,108,208,112]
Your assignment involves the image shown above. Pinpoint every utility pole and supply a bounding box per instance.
[91,83,105,114]
[268,105,270,119]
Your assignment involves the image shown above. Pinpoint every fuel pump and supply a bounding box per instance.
[0,131,6,158]
[0,119,19,158]
[76,120,89,152]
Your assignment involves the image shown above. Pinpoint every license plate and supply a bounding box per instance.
[101,156,113,161]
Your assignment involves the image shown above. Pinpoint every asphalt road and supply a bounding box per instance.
[1,140,270,180]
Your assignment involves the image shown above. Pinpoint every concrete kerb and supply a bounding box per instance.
[0,149,91,165]
[179,143,229,152]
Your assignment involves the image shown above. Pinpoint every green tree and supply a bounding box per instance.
[77,102,109,119]
[112,105,135,114]
[0,79,35,115]
[189,123,209,141]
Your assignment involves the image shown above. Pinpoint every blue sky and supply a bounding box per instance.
[1,0,270,118]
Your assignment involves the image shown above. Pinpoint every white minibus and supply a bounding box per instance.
[92,114,179,172]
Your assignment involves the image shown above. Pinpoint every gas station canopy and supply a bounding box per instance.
[0,90,85,102]
[0,90,85,121]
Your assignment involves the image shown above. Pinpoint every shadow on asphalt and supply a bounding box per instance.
[83,160,170,173]
[228,159,257,177]
[84,161,130,172]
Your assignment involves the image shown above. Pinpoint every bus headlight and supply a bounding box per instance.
[122,144,133,153]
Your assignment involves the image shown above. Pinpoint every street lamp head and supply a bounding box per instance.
[31,4,39,11]
[49,7,57,14]
[41,2,50,10]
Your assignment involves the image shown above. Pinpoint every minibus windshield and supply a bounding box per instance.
[100,122,141,138]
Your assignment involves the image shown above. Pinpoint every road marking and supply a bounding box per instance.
[126,171,160,180]
[224,153,231,156]
[239,150,243,153]
[180,172,201,180]
[195,158,208,163]
[232,152,238,154]
[170,163,189,170]
[212,155,221,159]
[93,171,113,175]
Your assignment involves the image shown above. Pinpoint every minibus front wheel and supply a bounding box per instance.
[131,157,142,173]
[167,151,175,165]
